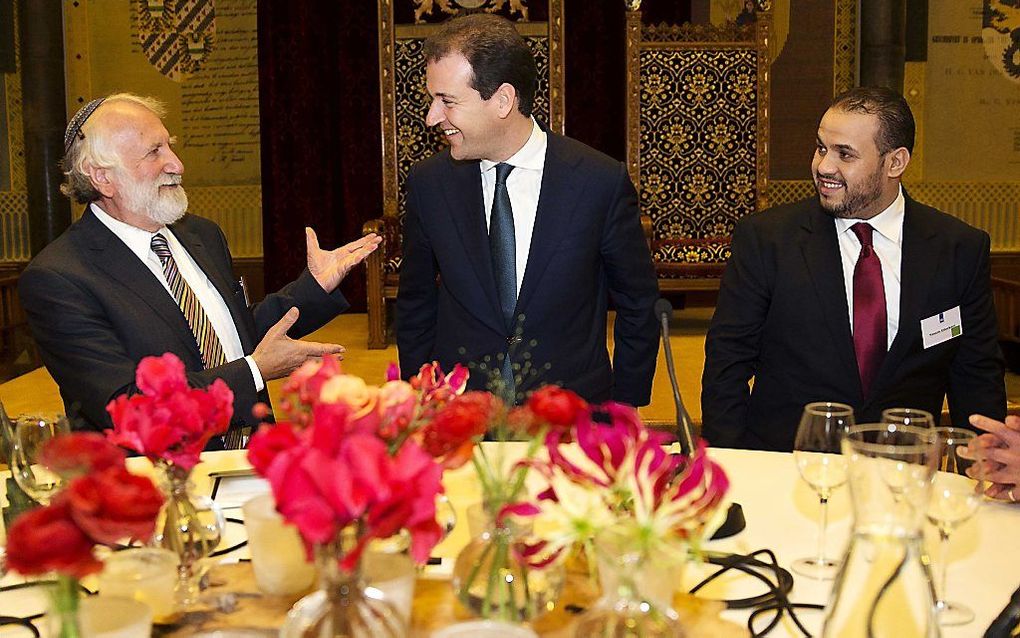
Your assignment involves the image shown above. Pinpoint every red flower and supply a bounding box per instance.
[65,466,165,545]
[38,432,125,479]
[6,499,103,578]
[247,421,302,477]
[420,391,497,468]
[527,386,588,429]
[106,355,234,470]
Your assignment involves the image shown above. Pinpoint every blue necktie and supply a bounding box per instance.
[490,163,516,400]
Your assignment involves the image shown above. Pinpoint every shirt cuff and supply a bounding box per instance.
[244,355,265,392]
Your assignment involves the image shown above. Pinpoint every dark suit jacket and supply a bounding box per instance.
[702,195,1006,451]
[396,132,659,406]
[18,207,349,432]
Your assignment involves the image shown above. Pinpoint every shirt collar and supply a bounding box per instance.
[835,186,905,245]
[480,118,547,174]
[91,203,169,263]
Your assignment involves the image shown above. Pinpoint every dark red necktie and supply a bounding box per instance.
[851,223,887,397]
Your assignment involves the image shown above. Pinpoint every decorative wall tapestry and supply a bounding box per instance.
[136,0,216,81]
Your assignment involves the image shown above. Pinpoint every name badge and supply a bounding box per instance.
[920,306,962,349]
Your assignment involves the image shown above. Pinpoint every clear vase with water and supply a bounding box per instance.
[823,423,940,638]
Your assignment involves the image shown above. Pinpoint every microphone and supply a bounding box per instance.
[655,298,696,456]
[656,298,746,540]
[985,583,1020,637]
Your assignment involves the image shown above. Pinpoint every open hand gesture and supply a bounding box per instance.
[306,227,382,293]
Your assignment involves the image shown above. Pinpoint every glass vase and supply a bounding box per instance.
[574,529,687,638]
[281,536,407,638]
[155,461,225,605]
[451,511,564,623]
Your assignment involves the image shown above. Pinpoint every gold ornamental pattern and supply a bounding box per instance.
[637,47,759,269]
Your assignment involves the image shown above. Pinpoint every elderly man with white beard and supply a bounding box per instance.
[18,94,381,442]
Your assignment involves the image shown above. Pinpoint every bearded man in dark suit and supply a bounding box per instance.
[19,93,380,438]
[702,87,1006,451]
[396,14,659,406]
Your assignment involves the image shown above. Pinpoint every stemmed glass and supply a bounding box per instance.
[9,415,70,505]
[881,407,935,429]
[928,427,984,626]
[792,401,854,579]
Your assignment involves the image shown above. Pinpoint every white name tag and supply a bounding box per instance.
[920,306,963,349]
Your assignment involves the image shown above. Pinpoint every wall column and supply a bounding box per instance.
[859,0,907,91]
[18,0,70,256]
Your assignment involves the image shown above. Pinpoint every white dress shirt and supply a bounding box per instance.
[479,118,547,297]
[92,205,265,390]
[834,187,905,350]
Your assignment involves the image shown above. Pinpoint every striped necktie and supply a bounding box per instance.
[150,233,227,369]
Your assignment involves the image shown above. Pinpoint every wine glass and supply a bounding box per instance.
[792,401,854,579]
[928,427,984,626]
[9,415,70,505]
[881,407,935,429]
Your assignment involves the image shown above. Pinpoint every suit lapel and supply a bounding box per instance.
[169,219,255,352]
[515,134,582,315]
[869,198,938,398]
[77,207,201,358]
[799,203,862,396]
[441,157,505,332]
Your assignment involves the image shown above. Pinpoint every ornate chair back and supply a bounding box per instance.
[625,2,771,291]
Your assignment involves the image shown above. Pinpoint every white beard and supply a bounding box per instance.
[119,173,188,226]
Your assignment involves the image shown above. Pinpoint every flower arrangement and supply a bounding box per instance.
[104,352,234,604]
[518,401,730,569]
[247,357,489,636]
[247,356,478,570]
[6,433,164,638]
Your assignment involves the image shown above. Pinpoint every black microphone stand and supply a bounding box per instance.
[655,298,745,539]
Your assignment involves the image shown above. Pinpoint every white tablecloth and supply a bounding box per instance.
[3,445,1017,637]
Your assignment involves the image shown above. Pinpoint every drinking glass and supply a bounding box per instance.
[928,427,984,626]
[881,407,935,429]
[792,401,854,579]
[9,415,70,505]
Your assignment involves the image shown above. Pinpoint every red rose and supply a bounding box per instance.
[6,499,103,578]
[65,466,165,545]
[527,386,588,428]
[420,391,497,468]
[38,432,125,479]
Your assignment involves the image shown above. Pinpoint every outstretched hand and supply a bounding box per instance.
[306,227,382,293]
[251,307,346,381]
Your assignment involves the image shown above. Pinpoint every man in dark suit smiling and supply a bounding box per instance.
[702,87,1006,451]
[19,93,380,437]
[396,14,658,406]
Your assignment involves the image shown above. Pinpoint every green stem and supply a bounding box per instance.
[50,575,81,638]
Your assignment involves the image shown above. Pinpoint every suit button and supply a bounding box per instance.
[507,336,522,346]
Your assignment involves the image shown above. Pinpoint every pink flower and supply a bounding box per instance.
[378,380,417,439]
[135,353,188,396]
[106,355,233,470]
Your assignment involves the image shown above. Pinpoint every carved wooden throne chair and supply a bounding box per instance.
[364,0,565,348]
[625,1,771,292]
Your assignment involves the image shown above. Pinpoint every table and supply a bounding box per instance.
[2,444,1017,637]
